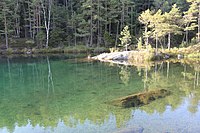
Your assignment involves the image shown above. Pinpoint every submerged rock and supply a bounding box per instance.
[110,89,171,108]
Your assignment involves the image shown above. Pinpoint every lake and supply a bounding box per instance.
[0,55,199,133]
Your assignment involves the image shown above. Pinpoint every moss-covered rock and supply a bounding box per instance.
[110,89,171,108]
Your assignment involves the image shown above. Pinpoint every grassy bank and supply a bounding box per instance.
[0,38,109,55]
[162,44,200,59]
[0,45,109,55]
[131,44,200,62]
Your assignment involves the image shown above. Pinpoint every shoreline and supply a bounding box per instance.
[0,47,109,56]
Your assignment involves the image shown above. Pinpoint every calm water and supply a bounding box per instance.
[0,55,200,133]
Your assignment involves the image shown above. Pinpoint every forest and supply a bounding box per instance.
[0,0,199,51]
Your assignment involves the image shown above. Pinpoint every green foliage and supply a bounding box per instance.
[119,26,132,51]
[6,48,13,54]
[146,44,153,52]
[183,1,198,31]
[64,45,91,53]
[109,47,119,53]
[191,37,197,44]
[0,0,198,50]
[103,31,114,47]
[25,40,35,45]
[50,28,65,47]
[180,42,188,48]
[137,37,143,50]
[36,31,46,46]
[139,4,184,49]
[93,47,108,53]
[119,66,130,86]
[129,50,155,61]
[188,53,200,58]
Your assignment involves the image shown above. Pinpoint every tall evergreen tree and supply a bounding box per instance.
[164,4,182,49]
[139,9,153,47]
[0,0,14,49]
[183,1,198,44]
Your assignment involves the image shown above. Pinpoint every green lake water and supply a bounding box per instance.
[0,55,200,133]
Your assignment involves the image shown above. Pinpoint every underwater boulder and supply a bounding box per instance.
[110,89,171,108]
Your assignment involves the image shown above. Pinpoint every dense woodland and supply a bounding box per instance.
[0,0,200,50]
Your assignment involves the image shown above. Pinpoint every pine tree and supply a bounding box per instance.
[149,10,165,54]
[74,0,93,46]
[183,1,198,44]
[139,9,153,47]
[186,0,200,42]
[119,25,131,51]
[164,4,182,49]
[0,0,14,49]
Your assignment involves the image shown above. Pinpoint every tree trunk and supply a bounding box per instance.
[46,1,51,48]
[145,25,148,47]
[198,4,200,42]
[115,21,119,48]
[65,0,68,9]
[41,0,52,48]
[121,1,125,30]
[39,5,41,32]
[97,0,100,47]
[4,10,8,49]
[131,6,133,35]
[167,62,169,79]
[15,0,20,38]
[28,0,33,38]
[72,11,77,46]
[156,33,158,55]
[186,30,188,44]
[168,32,171,50]
[109,21,111,35]
[15,18,20,38]
[90,0,93,47]
[75,25,77,46]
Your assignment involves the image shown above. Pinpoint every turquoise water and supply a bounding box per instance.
[0,55,200,133]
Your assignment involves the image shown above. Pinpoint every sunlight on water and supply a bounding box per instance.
[0,55,200,133]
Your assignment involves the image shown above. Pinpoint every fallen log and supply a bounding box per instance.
[110,89,171,108]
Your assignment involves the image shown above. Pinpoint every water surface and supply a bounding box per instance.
[0,55,200,133]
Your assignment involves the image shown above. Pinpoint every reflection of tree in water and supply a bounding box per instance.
[47,56,55,93]
[185,64,200,113]
[135,61,200,114]
[0,57,136,131]
[119,66,130,86]
[1,58,200,131]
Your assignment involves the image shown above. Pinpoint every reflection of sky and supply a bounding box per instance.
[0,115,118,133]
[0,102,200,133]
[126,98,200,133]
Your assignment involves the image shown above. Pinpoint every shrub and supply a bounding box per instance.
[6,48,13,55]
[93,47,108,53]
[109,47,119,53]
[25,40,35,45]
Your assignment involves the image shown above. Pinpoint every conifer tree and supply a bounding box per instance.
[164,4,182,49]
[183,1,198,44]
[119,25,131,51]
[139,9,153,47]
[0,0,14,49]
